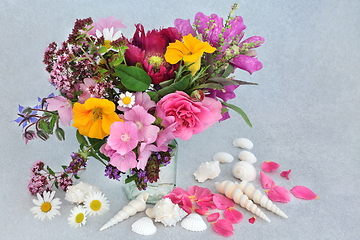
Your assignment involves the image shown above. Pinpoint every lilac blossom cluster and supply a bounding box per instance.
[65,152,87,175]
[104,164,122,181]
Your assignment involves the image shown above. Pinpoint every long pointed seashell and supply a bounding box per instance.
[235,180,288,218]
[215,181,271,222]
[99,193,149,231]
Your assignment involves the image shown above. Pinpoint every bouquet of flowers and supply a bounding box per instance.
[15,3,264,196]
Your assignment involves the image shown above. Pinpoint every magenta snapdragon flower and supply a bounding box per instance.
[46,95,73,126]
[107,121,139,155]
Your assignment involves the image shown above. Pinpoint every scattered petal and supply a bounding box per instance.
[212,219,234,237]
[291,186,319,200]
[213,194,235,210]
[266,186,291,203]
[248,216,256,224]
[195,208,208,215]
[280,169,291,180]
[207,212,220,222]
[224,207,243,223]
[261,161,280,172]
[260,171,276,189]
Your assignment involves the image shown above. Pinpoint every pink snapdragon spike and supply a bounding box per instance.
[207,212,220,222]
[213,193,235,210]
[261,161,280,172]
[224,207,243,224]
[291,186,319,200]
[260,171,276,189]
[266,186,291,203]
[280,169,291,180]
[188,185,215,210]
[249,216,256,224]
[164,187,193,213]
[46,96,73,126]
[212,219,234,237]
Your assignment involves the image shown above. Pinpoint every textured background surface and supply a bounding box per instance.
[1,0,359,239]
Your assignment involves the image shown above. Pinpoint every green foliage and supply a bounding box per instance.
[114,65,152,91]
[221,101,252,127]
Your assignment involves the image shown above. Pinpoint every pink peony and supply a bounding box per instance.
[156,91,222,140]
[46,96,73,126]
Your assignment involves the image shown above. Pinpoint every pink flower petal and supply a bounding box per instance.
[261,161,280,172]
[248,217,256,224]
[266,186,291,203]
[212,219,234,237]
[195,208,208,215]
[224,207,243,223]
[207,212,220,222]
[213,194,235,210]
[280,169,291,180]
[291,186,319,200]
[260,172,276,189]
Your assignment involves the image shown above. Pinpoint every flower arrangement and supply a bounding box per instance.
[15,3,265,196]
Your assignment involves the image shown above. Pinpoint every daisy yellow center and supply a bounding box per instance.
[104,40,111,49]
[92,108,103,121]
[122,96,131,105]
[90,200,102,211]
[75,213,84,223]
[41,202,52,213]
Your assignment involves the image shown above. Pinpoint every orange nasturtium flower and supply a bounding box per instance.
[72,98,123,139]
[164,33,216,75]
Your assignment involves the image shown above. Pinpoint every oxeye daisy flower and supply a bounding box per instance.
[30,191,61,221]
[118,91,135,109]
[68,206,87,228]
[96,27,122,50]
[83,192,110,216]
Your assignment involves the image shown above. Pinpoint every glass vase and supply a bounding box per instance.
[122,140,178,204]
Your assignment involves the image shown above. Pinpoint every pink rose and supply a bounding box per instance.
[157,91,222,140]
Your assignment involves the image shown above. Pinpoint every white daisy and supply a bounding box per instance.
[118,91,135,109]
[68,206,87,228]
[83,192,109,216]
[30,191,61,221]
[96,27,122,50]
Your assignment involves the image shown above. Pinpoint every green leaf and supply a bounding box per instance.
[208,77,258,86]
[221,107,229,115]
[87,137,105,151]
[49,114,58,132]
[159,78,175,88]
[54,180,59,189]
[114,65,151,91]
[76,130,88,146]
[125,174,137,184]
[98,46,108,54]
[222,63,235,78]
[61,165,67,171]
[221,101,252,127]
[146,91,157,102]
[191,83,224,91]
[74,175,80,179]
[47,166,55,176]
[39,119,50,134]
[157,74,191,97]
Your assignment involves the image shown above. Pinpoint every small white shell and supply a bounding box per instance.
[181,213,207,232]
[65,182,101,204]
[193,161,220,182]
[232,161,257,181]
[146,198,187,227]
[131,217,157,236]
[212,152,234,163]
[232,138,253,149]
[238,151,257,164]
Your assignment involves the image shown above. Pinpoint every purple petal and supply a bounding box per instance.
[231,54,263,74]
[174,18,195,36]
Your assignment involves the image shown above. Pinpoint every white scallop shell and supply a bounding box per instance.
[232,161,257,182]
[238,151,257,164]
[65,182,101,204]
[146,198,187,227]
[212,152,234,163]
[193,161,220,182]
[181,213,207,232]
[232,138,253,149]
[131,217,157,236]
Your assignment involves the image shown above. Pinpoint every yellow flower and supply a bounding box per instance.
[164,33,216,75]
[72,98,122,139]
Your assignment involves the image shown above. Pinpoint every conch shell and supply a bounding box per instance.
[215,180,271,222]
[194,161,220,182]
[99,193,148,231]
[236,180,288,218]
[65,182,101,204]
[232,161,257,182]
[146,198,187,226]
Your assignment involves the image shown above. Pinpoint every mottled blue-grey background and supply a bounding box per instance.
[1,0,359,239]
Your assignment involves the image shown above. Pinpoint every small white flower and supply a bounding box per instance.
[83,192,110,216]
[118,92,135,109]
[68,206,87,228]
[30,191,62,221]
[96,27,122,51]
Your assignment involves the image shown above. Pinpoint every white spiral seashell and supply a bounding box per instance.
[212,152,234,163]
[232,138,253,149]
[194,161,220,182]
[146,198,187,227]
[65,182,101,204]
[131,217,157,236]
[232,161,257,182]
[181,213,207,232]
[99,193,149,231]
[215,181,271,222]
[238,151,257,164]
[235,180,288,218]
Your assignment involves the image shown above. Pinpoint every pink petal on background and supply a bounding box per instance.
[266,186,291,203]
[260,171,276,189]
[195,208,208,215]
[291,186,319,200]
[280,169,291,180]
[261,161,280,172]
[212,219,234,237]
[248,217,256,224]
[213,194,235,210]
[224,207,243,223]
[207,212,220,222]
